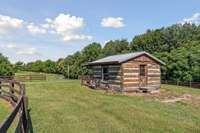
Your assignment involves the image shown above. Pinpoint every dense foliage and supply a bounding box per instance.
[20,24,200,81]
[0,54,14,76]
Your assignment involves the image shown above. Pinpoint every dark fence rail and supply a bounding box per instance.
[0,78,29,133]
[162,80,200,89]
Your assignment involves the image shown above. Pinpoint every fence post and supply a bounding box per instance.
[44,75,47,80]
[0,81,1,95]
[189,80,192,88]
[29,75,32,82]
[9,81,14,94]
[81,75,83,86]
[22,97,28,133]
[177,80,179,86]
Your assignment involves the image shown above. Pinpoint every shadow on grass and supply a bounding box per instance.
[28,109,34,133]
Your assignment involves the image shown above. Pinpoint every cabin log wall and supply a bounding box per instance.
[122,54,161,92]
[147,64,161,89]
[90,54,161,92]
[92,66,102,79]
[91,65,122,91]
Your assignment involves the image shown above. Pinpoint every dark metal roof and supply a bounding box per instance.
[87,51,165,65]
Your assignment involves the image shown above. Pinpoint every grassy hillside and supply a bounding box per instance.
[22,74,200,133]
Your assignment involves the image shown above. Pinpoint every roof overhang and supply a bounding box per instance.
[86,61,119,66]
[85,51,165,66]
[120,52,165,65]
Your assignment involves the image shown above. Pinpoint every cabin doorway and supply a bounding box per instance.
[139,64,147,87]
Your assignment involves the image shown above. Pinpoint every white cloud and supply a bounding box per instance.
[0,13,92,42]
[181,13,200,24]
[44,13,92,41]
[16,47,38,56]
[0,43,18,49]
[0,14,24,33]
[53,14,84,33]
[0,43,39,56]
[63,34,92,41]
[27,23,46,34]
[101,17,125,28]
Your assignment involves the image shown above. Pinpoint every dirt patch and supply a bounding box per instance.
[123,89,200,106]
[161,94,192,103]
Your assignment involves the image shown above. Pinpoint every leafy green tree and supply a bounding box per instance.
[14,61,24,72]
[102,39,129,56]
[21,23,200,82]
[0,53,14,76]
[43,60,56,73]
[82,42,102,62]
[56,58,65,74]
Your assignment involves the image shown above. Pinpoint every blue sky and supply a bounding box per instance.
[0,0,199,63]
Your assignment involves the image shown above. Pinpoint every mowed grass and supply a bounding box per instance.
[23,74,200,133]
[0,99,11,122]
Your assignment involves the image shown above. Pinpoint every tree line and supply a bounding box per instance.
[0,23,200,82]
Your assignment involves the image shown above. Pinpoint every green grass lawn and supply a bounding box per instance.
[0,99,17,133]
[0,99,11,122]
[1,73,200,133]
[21,74,200,133]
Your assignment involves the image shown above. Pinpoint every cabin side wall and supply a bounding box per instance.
[121,55,161,92]
[91,65,122,91]
[121,61,140,92]
[107,65,122,90]
[92,66,102,79]
[147,63,161,89]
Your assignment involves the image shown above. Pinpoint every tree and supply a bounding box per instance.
[43,60,56,73]
[82,42,102,62]
[102,39,129,57]
[56,58,65,74]
[14,61,24,72]
[0,53,14,76]
[20,23,200,82]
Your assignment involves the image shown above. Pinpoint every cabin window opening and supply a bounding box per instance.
[139,65,146,76]
[102,67,109,81]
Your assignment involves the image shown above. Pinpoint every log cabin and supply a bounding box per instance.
[83,51,165,93]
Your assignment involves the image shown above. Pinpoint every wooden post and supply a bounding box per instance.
[29,75,32,82]
[21,84,26,95]
[9,81,14,94]
[177,80,179,86]
[23,95,28,118]
[22,96,28,133]
[189,80,192,88]
[0,81,1,95]
[44,75,47,80]
[81,75,83,86]
[68,65,69,79]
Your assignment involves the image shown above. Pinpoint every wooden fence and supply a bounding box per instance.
[162,80,200,89]
[14,74,46,82]
[0,74,47,82]
[0,79,29,133]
